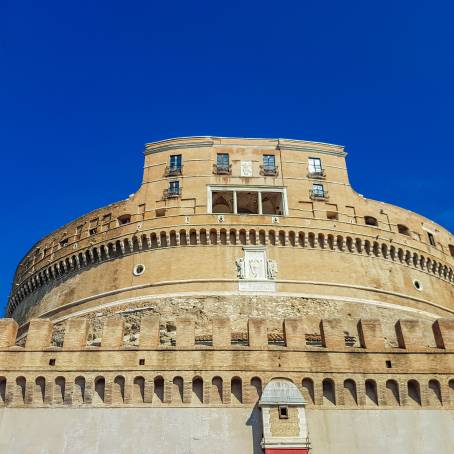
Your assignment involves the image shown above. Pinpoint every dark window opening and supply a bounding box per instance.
[397,224,410,236]
[327,211,338,220]
[60,238,68,248]
[365,216,378,226]
[118,215,131,225]
[449,245,454,257]
[428,232,436,247]
[89,228,98,236]
[212,191,234,213]
[386,360,392,369]
[261,192,283,215]
[278,405,289,419]
[139,359,145,366]
[49,359,56,366]
[237,192,259,214]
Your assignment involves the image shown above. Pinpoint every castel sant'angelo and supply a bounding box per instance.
[2,136,454,454]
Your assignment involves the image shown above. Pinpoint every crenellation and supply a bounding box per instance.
[101,318,124,348]
[25,319,53,350]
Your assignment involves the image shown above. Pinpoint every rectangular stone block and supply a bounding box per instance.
[248,318,267,348]
[139,316,160,348]
[101,318,124,348]
[176,318,195,347]
[212,318,231,348]
[25,319,53,349]
[320,319,345,349]
[433,318,454,349]
[284,318,306,349]
[358,319,384,349]
[63,318,88,349]
[0,319,18,348]
[395,319,424,350]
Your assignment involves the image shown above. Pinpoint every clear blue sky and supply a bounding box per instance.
[1,1,453,314]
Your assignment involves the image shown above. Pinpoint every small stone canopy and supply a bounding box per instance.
[259,378,306,406]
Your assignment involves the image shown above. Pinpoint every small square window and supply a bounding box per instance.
[60,238,68,248]
[139,358,145,366]
[386,360,392,369]
[89,228,98,236]
[327,211,338,220]
[278,405,289,419]
[49,359,56,366]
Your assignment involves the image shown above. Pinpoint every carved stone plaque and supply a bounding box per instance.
[240,161,253,177]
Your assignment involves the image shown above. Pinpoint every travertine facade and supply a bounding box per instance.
[2,136,454,453]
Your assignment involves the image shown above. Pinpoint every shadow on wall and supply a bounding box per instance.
[246,407,263,454]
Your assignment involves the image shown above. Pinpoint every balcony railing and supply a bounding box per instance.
[163,187,182,199]
[307,169,326,179]
[309,189,329,200]
[260,165,279,176]
[165,165,183,177]
[213,163,232,175]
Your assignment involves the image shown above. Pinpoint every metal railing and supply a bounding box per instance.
[165,165,183,177]
[307,169,326,179]
[309,189,329,200]
[163,187,182,199]
[213,163,232,175]
[260,165,279,176]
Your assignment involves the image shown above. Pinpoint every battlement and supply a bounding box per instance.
[2,316,454,352]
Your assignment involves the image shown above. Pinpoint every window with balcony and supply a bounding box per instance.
[308,157,325,178]
[214,153,231,175]
[164,180,181,198]
[166,154,182,176]
[310,183,327,200]
[261,155,278,176]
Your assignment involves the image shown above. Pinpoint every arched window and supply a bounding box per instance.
[154,376,164,404]
[113,376,125,403]
[94,376,105,404]
[407,380,421,405]
[133,376,145,403]
[74,376,86,404]
[302,378,315,404]
[343,379,357,405]
[172,377,184,403]
[322,378,336,405]
[365,216,378,227]
[55,376,65,404]
[16,377,26,404]
[250,377,262,404]
[398,224,410,236]
[365,379,378,406]
[249,230,257,245]
[35,377,45,404]
[231,377,242,404]
[169,231,177,246]
[211,377,223,404]
[192,377,203,404]
[428,379,442,405]
[0,377,6,404]
[386,380,400,406]
[179,230,188,246]
[229,229,237,245]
